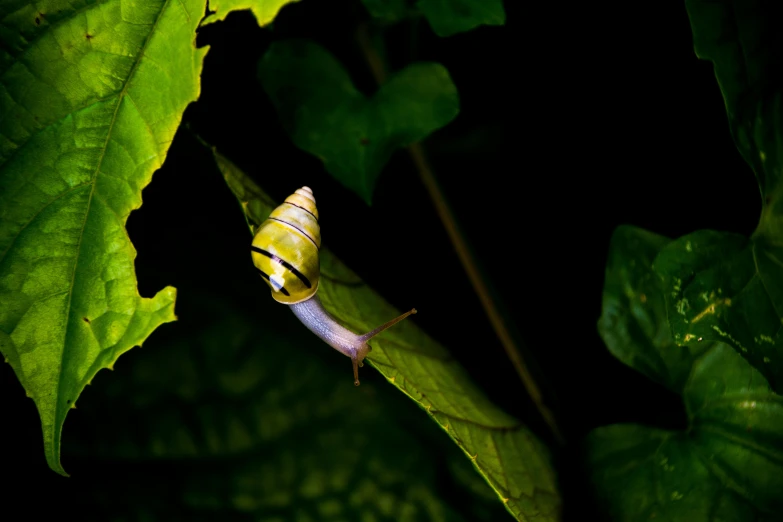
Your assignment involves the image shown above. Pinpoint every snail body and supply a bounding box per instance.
[251,187,416,385]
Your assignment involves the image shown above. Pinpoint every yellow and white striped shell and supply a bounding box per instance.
[251,187,321,304]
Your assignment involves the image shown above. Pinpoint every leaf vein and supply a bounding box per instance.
[0,0,116,78]
[54,0,173,454]
[0,181,92,265]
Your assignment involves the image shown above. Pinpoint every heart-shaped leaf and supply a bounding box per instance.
[417,0,506,37]
[62,291,510,521]
[0,0,211,475]
[598,226,711,393]
[589,225,783,521]
[213,149,560,520]
[257,38,459,204]
[650,1,783,393]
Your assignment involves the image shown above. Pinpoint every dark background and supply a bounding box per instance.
[1,0,758,519]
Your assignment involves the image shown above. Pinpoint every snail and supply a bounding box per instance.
[251,186,417,386]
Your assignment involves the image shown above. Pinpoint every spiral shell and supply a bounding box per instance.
[251,187,321,304]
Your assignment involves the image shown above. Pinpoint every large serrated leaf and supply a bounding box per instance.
[213,149,560,520]
[0,0,208,474]
[257,38,459,204]
[588,225,783,521]
[650,1,783,393]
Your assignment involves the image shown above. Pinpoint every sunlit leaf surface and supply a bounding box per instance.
[0,0,208,474]
[589,226,783,521]
[214,149,560,520]
[201,0,298,26]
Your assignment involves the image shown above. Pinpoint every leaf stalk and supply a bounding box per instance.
[355,22,564,445]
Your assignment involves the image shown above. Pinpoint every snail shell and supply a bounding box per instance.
[251,186,321,304]
[250,187,416,385]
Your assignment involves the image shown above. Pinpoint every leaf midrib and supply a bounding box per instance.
[0,91,125,169]
[689,434,757,509]
[370,358,520,431]
[697,423,783,465]
[52,0,172,442]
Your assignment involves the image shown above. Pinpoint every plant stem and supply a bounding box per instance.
[355,23,564,445]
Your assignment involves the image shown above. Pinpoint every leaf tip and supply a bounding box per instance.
[44,436,70,478]
[52,466,70,478]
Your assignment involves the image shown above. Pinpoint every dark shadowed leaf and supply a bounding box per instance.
[257,39,459,204]
[589,225,783,521]
[650,1,783,393]
[597,226,710,393]
[417,0,505,37]
[361,0,415,24]
[66,292,512,522]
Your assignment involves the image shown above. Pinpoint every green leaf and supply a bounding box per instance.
[597,226,710,393]
[652,231,783,390]
[686,0,783,203]
[649,1,783,392]
[417,0,506,37]
[590,225,783,520]
[64,292,511,521]
[213,149,560,520]
[588,423,780,522]
[257,39,459,204]
[0,0,208,474]
[361,0,415,24]
[201,0,298,27]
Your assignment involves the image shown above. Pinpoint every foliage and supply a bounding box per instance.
[258,39,459,204]
[0,0,547,520]
[4,0,783,520]
[587,1,783,519]
[216,150,559,519]
[0,0,204,475]
[649,0,783,393]
[202,0,299,26]
[360,0,506,36]
[62,291,510,521]
[591,226,783,521]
